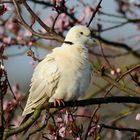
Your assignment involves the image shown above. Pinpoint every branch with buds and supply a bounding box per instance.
[2,96,140,140]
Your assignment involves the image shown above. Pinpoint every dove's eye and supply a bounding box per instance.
[80,32,83,35]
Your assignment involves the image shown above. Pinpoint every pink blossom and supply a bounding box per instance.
[88,127,95,136]
[84,6,93,18]
[64,111,73,124]
[59,127,66,138]
[24,29,32,37]
[0,26,4,35]
[116,68,121,73]
[55,13,70,32]
[78,6,93,23]
[0,4,9,15]
[110,68,121,76]
[28,41,33,46]
[136,113,140,120]
[0,63,4,70]
[3,100,8,111]
[56,117,63,123]
[110,70,115,75]
[16,35,22,41]
[5,18,20,34]
[3,100,13,112]
[3,37,11,44]
[5,21,13,30]
[59,123,64,127]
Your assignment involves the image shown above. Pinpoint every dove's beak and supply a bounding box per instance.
[87,38,97,46]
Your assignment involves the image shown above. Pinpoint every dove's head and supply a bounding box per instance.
[64,25,96,46]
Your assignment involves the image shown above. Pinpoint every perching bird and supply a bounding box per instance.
[22,25,96,116]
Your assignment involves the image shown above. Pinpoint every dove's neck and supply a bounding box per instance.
[62,40,87,48]
[64,34,88,46]
[61,42,88,58]
[63,41,74,45]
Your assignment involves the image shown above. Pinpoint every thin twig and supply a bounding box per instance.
[87,0,103,27]
[94,21,128,32]
[98,11,125,18]
[99,41,113,69]
[0,61,4,140]
[99,124,140,133]
[52,13,60,31]
[84,105,100,140]
[3,65,24,110]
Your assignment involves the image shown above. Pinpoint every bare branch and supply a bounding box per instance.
[22,0,51,32]
[12,0,64,42]
[99,124,140,133]
[93,34,140,58]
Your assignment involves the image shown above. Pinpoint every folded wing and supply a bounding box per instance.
[22,55,60,116]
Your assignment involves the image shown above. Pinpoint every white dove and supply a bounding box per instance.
[22,25,96,116]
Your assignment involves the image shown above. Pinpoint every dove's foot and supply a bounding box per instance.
[54,99,65,107]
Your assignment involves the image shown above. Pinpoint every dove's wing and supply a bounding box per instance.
[22,55,60,116]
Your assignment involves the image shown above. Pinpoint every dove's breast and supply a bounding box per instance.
[48,45,92,102]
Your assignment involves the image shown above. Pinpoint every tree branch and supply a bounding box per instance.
[93,34,140,57]
[27,0,78,22]
[0,73,4,140]
[99,124,140,133]
[2,96,140,139]
[22,0,51,32]
[97,21,128,32]
[2,105,42,140]
[12,0,64,42]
